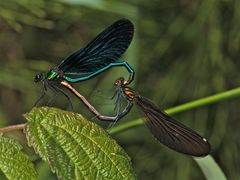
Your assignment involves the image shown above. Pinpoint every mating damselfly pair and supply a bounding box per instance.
[34,19,211,157]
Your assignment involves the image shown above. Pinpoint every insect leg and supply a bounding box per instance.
[51,84,73,110]
[115,101,133,121]
[33,82,48,107]
[108,93,124,129]
[46,87,59,106]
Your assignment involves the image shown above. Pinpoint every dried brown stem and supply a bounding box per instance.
[0,123,26,133]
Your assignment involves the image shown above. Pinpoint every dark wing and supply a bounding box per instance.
[58,19,134,74]
[135,96,211,156]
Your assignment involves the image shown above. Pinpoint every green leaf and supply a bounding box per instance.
[24,107,135,180]
[194,155,227,180]
[0,134,37,180]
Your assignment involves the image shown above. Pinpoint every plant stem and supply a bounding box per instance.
[109,87,240,134]
[0,123,26,133]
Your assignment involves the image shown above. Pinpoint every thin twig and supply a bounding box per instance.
[0,123,26,133]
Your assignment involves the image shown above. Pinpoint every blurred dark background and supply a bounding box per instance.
[0,0,239,179]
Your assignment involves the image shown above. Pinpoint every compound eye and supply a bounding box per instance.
[34,73,43,82]
[114,80,118,86]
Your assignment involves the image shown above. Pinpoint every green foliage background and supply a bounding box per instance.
[0,0,239,179]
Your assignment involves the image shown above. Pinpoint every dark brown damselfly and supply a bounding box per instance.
[61,78,211,157]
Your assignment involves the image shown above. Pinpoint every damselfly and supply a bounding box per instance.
[34,19,134,105]
[61,78,211,156]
